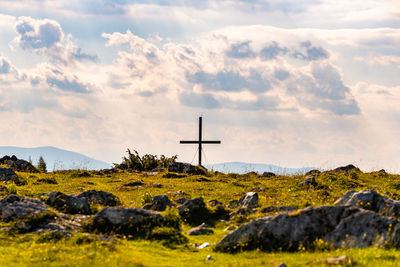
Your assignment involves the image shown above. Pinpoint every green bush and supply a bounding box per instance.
[116,149,177,171]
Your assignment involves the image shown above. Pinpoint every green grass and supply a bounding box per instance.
[0,169,400,266]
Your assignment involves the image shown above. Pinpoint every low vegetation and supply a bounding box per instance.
[0,156,400,266]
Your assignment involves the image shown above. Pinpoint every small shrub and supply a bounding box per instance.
[7,184,18,195]
[163,207,182,230]
[115,149,178,171]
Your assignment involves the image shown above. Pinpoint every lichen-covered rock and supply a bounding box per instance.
[168,162,207,175]
[42,191,91,214]
[0,155,38,173]
[239,192,258,211]
[0,195,52,221]
[216,204,400,252]
[0,167,17,182]
[332,164,359,173]
[187,223,214,235]
[177,197,209,225]
[143,195,172,211]
[87,207,164,236]
[334,189,400,217]
[77,190,120,206]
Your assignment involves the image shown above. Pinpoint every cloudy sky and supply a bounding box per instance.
[0,0,399,171]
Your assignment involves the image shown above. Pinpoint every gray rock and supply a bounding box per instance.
[168,162,207,175]
[278,263,288,267]
[77,190,120,206]
[239,192,258,211]
[325,210,400,248]
[150,195,172,211]
[42,191,91,214]
[0,195,52,221]
[177,197,209,225]
[0,156,38,173]
[187,223,214,235]
[334,189,400,217]
[262,172,276,177]
[87,207,164,235]
[261,206,296,213]
[0,167,17,182]
[216,204,400,252]
[216,206,359,252]
[332,164,359,173]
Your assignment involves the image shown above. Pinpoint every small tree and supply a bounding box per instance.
[37,156,47,173]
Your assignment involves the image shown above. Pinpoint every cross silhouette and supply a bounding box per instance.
[180,116,221,166]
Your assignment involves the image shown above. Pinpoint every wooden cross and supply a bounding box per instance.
[180,116,221,166]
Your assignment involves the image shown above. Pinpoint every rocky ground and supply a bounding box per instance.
[0,158,400,266]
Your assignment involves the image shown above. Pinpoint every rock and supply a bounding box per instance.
[216,204,400,252]
[239,192,258,211]
[122,180,144,187]
[334,189,400,217]
[187,223,214,235]
[0,195,52,221]
[332,164,359,173]
[228,200,240,209]
[305,169,321,176]
[150,168,165,172]
[42,191,91,214]
[87,207,164,236]
[0,156,38,173]
[197,177,211,182]
[174,197,188,204]
[278,263,287,267]
[168,162,207,175]
[177,197,210,225]
[208,199,223,207]
[216,206,358,252]
[77,190,120,206]
[262,172,276,178]
[206,255,213,261]
[162,173,187,178]
[194,242,210,249]
[324,210,400,248]
[300,174,317,187]
[149,195,172,211]
[0,167,17,182]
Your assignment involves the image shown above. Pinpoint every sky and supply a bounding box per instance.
[0,0,399,171]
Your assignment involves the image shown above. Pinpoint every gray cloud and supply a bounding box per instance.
[46,69,90,94]
[14,17,97,65]
[260,41,288,60]
[311,63,348,100]
[226,41,255,59]
[180,92,221,109]
[274,68,290,81]
[0,58,11,74]
[292,41,329,61]
[187,69,270,92]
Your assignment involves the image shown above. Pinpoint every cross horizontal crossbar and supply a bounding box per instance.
[180,140,221,144]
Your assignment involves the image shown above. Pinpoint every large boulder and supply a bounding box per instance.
[87,207,164,236]
[216,205,400,252]
[143,195,172,211]
[0,195,52,221]
[168,162,207,175]
[42,191,91,215]
[239,192,258,211]
[177,197,209,225]
[332,164,359,173]
[0,167,17,182]
[334,189,400,217]
[77,190,120,206]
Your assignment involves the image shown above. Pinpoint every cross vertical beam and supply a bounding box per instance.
[198,116,202,166]
[180,116,221,166]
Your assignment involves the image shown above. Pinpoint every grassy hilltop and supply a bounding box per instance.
[0,160,400,266]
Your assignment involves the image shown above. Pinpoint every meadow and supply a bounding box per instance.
[0,167,400,266]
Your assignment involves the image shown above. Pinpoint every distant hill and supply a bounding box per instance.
[205,161,319,175]
[0,146,111,171]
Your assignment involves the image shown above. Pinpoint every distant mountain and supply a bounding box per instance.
[0,146,111,171]
[205,161,319,175]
